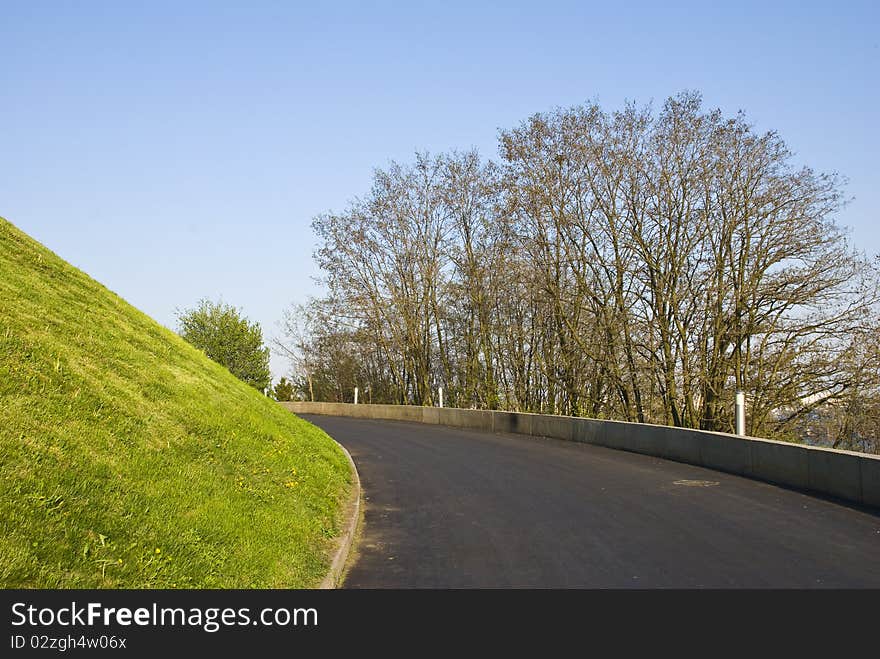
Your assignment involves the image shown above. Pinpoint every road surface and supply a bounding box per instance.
[301,415,880,588]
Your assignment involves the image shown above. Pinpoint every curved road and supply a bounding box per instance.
[302,415,880,588]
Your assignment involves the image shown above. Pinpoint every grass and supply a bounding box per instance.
[0,216,352,588]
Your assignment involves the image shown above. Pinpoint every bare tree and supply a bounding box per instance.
[280,91,880,452]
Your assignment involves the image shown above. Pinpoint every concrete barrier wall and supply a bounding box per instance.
[281,402,880,509]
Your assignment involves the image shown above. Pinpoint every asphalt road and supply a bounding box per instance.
[301,415,880,588]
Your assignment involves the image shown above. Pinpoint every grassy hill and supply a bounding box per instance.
[0,217,351,588]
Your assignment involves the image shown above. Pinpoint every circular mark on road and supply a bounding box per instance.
[673,479,720,487]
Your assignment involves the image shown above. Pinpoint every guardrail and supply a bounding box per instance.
[281,401,880,509]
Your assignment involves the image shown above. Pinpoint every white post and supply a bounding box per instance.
[354,387,359,405]
[438,387,444,408]
[735,390,746,436]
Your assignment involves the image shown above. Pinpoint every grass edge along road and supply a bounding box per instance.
[0,216,352,588]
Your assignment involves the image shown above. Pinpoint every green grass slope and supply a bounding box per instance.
[0,217,351,588]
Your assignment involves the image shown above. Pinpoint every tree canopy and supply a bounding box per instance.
[178,299,271,392]
[280,92,880,451]
[272,377,295,402]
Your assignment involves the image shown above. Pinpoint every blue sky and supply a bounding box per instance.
[3,1,878,380]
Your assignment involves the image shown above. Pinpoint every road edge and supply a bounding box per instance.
[319,437,361,589]
[283,402,880,510]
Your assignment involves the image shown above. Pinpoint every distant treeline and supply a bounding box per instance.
[279,92,880,452]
